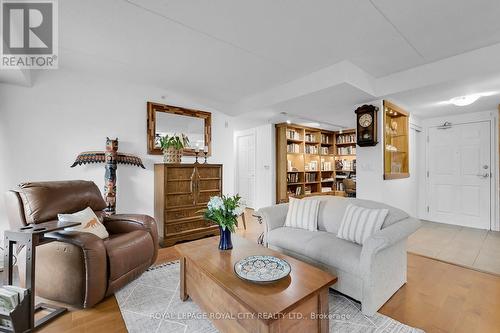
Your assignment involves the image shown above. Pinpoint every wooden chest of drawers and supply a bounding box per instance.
[154,163,222,247]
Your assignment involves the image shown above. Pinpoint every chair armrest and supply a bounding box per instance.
[103,214,159,264]
[360,217,421,271]
[257,203,289,245]
[45,231,107,307]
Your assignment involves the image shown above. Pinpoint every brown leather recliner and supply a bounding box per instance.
[4,180,159,308]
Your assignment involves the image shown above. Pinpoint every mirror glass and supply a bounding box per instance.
[154,112,206,150]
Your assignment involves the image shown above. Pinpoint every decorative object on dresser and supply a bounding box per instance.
[147,102,212,156]
[201,194,243,250]
[275,123,356,203]
[355,104,379,147]
[154,163,223,247]
[383,100,410,180]
[70,137,145,214]
[159,133,189,163]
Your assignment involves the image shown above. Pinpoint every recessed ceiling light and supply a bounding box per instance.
[444,91,498,107]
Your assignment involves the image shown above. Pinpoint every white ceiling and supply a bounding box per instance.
[273,83,375,128]
[4,0,500,125]
[371,0,500,61]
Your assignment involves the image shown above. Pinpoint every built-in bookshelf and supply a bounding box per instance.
[276,124,356,203]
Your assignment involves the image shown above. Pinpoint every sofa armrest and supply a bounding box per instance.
[257,203,289,245]
[103,214,159,264]
[45,231,107,307]
[360,217,421,270]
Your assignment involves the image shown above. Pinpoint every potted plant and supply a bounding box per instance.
[203,195,243,250]
[159,134,189,163]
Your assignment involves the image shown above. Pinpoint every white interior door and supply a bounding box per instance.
[427,121,491,229]
[236,132,256,208]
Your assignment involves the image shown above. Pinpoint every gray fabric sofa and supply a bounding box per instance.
[257,196,421,316]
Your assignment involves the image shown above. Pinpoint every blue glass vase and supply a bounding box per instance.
[218,226,233,250]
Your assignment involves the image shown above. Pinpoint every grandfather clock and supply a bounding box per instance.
[355,104,379,147]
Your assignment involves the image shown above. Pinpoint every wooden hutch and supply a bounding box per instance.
[276,123,356,203]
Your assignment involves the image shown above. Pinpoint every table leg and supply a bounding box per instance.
[257,233,264,245]
[180,257,188,301]
[3,235,13,285]
[318,288,329,333]
[26,237,36,329]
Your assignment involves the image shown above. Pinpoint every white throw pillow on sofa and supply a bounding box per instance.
[337,204,388,245]
[59,207,109,239]
[284,197,320,231]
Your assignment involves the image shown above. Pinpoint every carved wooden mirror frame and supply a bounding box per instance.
[147,102,212,156]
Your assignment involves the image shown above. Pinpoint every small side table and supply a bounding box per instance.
[3,221,80,332]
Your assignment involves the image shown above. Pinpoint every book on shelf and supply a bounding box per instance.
[336,159,356,171]
[321,134,330,144]
[286,129,300,140]
[304,133,317,142]
[321,161,332,171]
[321,187,332,193]
[334,181,345,191]
[336,133,356,144]
[287,143,300,153]
[304,144,318,154]
[320,146,329,155]
[337,146,356,155]
[287,172,300,183]
[305,161,318,171]
[321,177,334,182]
[305,172,317,182]
[304,186,312,195]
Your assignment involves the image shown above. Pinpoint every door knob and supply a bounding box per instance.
[477,173,489,178]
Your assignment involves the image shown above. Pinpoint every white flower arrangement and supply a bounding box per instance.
[203,194,243,232]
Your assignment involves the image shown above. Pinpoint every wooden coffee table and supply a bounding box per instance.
[175,235,337,333]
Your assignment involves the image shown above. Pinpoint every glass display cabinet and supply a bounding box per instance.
[383,100,409,180]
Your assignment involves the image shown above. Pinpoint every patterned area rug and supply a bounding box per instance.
[116,262,424,333]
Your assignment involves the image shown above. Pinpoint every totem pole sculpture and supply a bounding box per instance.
[70,137,145,215]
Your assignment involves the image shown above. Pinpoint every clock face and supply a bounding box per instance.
[359,113,373,128]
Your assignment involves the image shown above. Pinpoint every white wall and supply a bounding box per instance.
[0,69,235,239]
[356,100,421,217]
[254,124,275,209]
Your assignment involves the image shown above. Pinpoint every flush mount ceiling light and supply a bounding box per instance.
[444,92,497,107]
[449,95,481,106]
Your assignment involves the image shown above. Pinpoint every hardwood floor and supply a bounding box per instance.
[39,213,500,333]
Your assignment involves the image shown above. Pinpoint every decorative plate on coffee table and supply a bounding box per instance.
[234,255,291,283]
